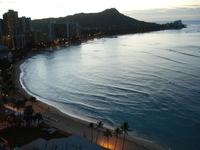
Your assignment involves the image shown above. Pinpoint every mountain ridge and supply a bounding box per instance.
[32,8,186,35]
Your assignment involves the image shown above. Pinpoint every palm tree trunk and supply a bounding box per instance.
[114,136,118,150]
[92,129,94,143]
[122,133,126,150]
[96,131,99,144]
[90,129,92,142]
[107,137,109,149]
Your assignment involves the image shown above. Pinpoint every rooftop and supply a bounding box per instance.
[20,135,103,150]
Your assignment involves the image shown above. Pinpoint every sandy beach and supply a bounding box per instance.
[13,58,165,150]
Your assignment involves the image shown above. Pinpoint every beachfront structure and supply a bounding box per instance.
[20,135,103,150]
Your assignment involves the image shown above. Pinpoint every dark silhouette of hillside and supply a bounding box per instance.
[32,8,186,35]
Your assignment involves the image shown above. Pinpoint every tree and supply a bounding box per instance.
[35,113,43,121]
[120,122,131,150]
[89,122,95,143]
[0,100,3,108]
[23,98,29,104]
[24,105,34,117]
[103,129,112,149]
[34,113,43,127]
[29,96,37,105]
[95,121,104,144]
[14,100,25,109]
[24,105,34,126]
[114,127,122,150]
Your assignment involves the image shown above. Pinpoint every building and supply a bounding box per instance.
[47,22,80,42]
[0,45,9,59]
[54,23,68,39]
[3,10,19,36]
[19,16,32,33]
[2,10,32,50]
[0,19,3,44]
[48,22,55,41]
[0,19,3,36]
[32,30,47,44]
[2,10,19,50]
[20,136,103,150]
[68,22,80,39]
[18,16,32,48]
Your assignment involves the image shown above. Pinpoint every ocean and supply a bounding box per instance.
[20,21,200,150]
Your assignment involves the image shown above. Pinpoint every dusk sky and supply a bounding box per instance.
[0,0,200,19]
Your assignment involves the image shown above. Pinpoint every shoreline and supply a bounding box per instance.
[13,52,166,150]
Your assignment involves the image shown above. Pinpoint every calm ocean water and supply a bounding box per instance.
[20,21,200,150]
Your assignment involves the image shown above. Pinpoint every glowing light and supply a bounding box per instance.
[98,138,115,150]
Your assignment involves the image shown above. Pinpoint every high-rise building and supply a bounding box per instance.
[2,10,19,49]
[2,10,32,50]
[48,23,55,41]
[68,23,80,38]
[19,17,32,48]
[19,17,32,33]
[0,19,3,36]
[3,10,19,36]
[0,19,3,44]
[54,23,68,39]
[49,22,80,40]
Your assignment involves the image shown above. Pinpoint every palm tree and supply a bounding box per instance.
[114,127,122,150]
[29,96,37,105]
[24,105,34,126]
[103,129,112,149]
[0,100,3,109]
[35,113,43,127]
[95,121,104,144]
[121,122,131,150]
[89,122,95,143]
[23,98,28,105]
[14,100,25,109]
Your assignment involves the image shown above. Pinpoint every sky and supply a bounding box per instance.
[125,8,200,22]
[0,0,200,20]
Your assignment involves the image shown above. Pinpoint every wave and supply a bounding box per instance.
[90,83,151,97]
[165,48,200,58]
[156,66,199,78]
[140,51,186,64]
